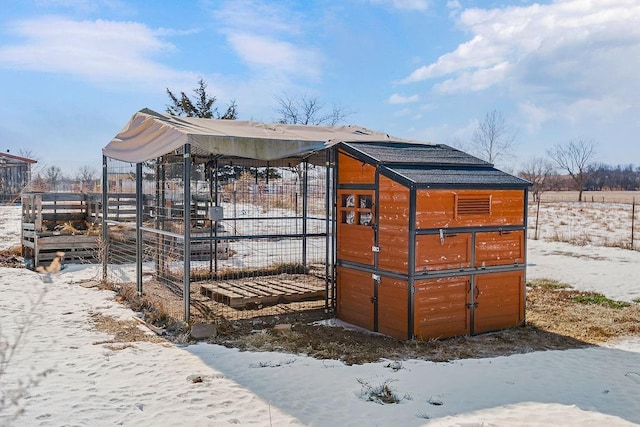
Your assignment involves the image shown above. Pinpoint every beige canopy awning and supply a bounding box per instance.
[103,108,424,164]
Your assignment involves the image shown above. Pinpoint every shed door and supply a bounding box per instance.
[473,271,525,334]
[413,276,471,340]
[336,267,374,331]
[377,277,409,340]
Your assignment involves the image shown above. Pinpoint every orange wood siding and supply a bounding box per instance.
[377,277,409,340]
[378,176,410,273]
[337,267,374,330]
[337,224,374,265]
[337,150,376,184]
[415,233,472,272]
[474,271,525,334]
[475,230,525,267]
[415,189,525,229]
[413,276,471,340]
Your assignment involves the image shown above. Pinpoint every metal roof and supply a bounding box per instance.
[0,152,37,164]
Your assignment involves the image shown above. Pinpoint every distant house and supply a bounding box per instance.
[0,151,37,203]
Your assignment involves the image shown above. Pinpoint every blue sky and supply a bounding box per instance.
[1,0,639,176]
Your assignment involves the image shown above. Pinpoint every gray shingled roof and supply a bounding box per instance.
[383,166,531,187]
[343,142,490,167]
[341,142,530,188]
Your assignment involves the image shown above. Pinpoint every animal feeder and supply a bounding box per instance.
[334,142,530,340]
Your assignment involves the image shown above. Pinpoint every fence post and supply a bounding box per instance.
[535,196,541,240]
[632,197,636,250]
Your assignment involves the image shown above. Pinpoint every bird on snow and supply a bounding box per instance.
[36,251,65,282]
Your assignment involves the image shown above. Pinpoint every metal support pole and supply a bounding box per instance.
[136,162,143,296]
[214,157,219,274]
[331,148,337,310]
[154,160,161,274]
[302,159,309,268]
[407,186,417,340]
[101,155,108,281]
[324,150,330,311]
[183,144,192,322]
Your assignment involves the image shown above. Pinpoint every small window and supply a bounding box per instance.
[456,194,491,216]
[342,194,355,208]
[339,191,374,226]
[359,195,372,209]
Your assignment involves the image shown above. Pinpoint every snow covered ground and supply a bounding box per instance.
[1,204,640,426]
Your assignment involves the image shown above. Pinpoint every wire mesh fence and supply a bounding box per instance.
[528,196,638,250]
[103,149,334,324]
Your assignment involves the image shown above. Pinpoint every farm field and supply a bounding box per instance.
[1,202,640,426]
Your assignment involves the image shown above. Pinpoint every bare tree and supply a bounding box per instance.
[16,149,37,161]
[275,93,352,191]
[44,166,62,191]
[77,165,97,192]
[518,157,555,202]
[274,92,351,126]
[471,109,517,165]
[547,139,597,202]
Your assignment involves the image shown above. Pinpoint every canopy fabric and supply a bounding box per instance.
[103,108,420,164]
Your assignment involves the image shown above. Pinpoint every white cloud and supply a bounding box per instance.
[213,0,305,36]
[368,0,431,11]
[0,16,191,84]
[227,32,322,80]
[401,0,640,122]
[446,0,461,11]
[433,61,510,93]
[388,93,419,104]
[214,0,323,80]
[518,101,553,132]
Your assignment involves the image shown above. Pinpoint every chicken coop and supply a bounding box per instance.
[335,142,530,340]
[101,109,408,323]
[102,109,530,336]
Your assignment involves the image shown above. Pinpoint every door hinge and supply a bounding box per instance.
[372,246,380,253]
[466,302,479,308]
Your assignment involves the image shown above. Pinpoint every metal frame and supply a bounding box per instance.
[103,143,335,323]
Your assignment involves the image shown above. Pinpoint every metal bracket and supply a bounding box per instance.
[372,274,381,283]
[372,246,380,253]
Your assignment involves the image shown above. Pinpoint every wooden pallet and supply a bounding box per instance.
[201,277,325,309]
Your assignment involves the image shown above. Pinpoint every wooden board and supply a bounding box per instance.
[200,277,325,309]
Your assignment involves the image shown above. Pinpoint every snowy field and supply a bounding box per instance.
[529,201,638,250]
[1,204,640,426]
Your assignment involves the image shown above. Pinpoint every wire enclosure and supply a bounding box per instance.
[102,145,335,323]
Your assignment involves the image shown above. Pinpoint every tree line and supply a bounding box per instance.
[466,111,635,202]
[518,140,639,202]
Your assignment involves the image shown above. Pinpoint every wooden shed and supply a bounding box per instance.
[0,151,36,203]
[335,142,530,340]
